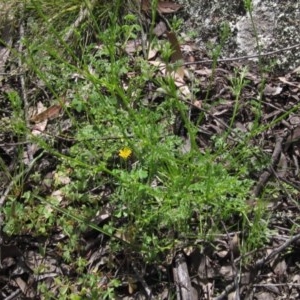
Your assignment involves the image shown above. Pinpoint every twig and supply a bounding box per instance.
[277,177,300,191]
[172,251,193,300]
[271,167,300,211]
[0,141,30,147]
[18,8,33,163]
[183,43,300,66]
[214,281,237,300]
[255,233,300,268]
[4,289,22,300]
[254,283,300,287]
[214,232,300,299]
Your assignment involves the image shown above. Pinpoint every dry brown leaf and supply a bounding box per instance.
[278,76,300,88]
[148,60,167,75]
[263,84,283,96]
[292,274,300,283]
[15,277,35,297]
[128,277,138,294]
[193,100,202,109]
[291,65,300,74]
[171,70,191,97]
[125,39,142,54]
[148,30,191,98]
[141,0,150,12]
[23,144,39,166]
[30,104,62,123]
[54,171,71,185]
[153,20,167,37]
[51,190,64,203]
[31,101,48,135]
[149,61,191,97]
[142,0,182,14]
[272,259,287,277]
[219,264,234,280]
[148,47,158,60]
[166,31,184,79]
[181,44,195,53]
[30,101,46,116]
[255,292,275,300]
[228,291,238,300]
[195,68,213,76]
[165,31,191,97]
[157,1,182,14]
[229,233,240,258]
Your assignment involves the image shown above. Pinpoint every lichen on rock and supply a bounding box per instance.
[178,0,300,71]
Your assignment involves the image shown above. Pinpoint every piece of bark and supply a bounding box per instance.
[173,251,197,300]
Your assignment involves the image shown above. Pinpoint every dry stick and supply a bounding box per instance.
[173,268,181,300]
[172,251,193,300]
[293,153,300,175]
[255,233,300,268]
[254,283,300,287]
[4,289,22,300]
[277,176,300,191]
[18,13,33,163]
[6,41,298,75]
[214,232,300,300]
[182,43,300,66]
[271,167,300,211]
[214,281,237,300]
[0,141,31,147]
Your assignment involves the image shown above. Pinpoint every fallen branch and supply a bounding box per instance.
[173,251,194,300]
[255,233,300,268]
[18,8,33,163]
[214,232,300,299]
[182,43,300,66]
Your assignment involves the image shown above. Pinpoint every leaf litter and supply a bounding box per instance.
[1,1,300,299]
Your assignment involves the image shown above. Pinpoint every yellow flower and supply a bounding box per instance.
[118,147,132,160]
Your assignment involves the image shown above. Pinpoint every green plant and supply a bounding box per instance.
[6,90,27,135]
[228,66,249,129]
[1,0,289,297]
[203,21,231,105]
